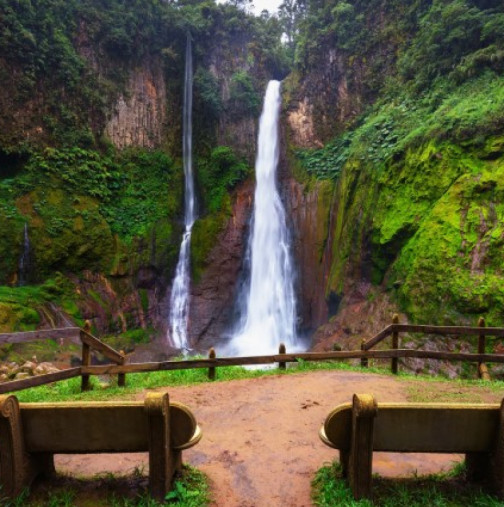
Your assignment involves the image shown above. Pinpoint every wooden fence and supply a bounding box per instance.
[0,316,503,394]
[0,321,125,394]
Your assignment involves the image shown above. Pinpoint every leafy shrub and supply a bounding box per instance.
[197,146,250,212]
[228,70,261,117]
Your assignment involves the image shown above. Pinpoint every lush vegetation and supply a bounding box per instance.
[0,0,289,151]
[292,0,504,326]
[312,462,503,507]
[0,0,293,338]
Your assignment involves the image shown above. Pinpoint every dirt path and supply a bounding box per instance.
[55,371,499,506]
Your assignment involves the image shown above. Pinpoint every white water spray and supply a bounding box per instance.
[168,35,195,350]
[227,80,300,357]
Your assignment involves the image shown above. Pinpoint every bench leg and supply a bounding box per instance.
[31,453,56,479]
[339,449,350,478]
[0,395,33,498]
[490,399,504,499]
[145,393,176,501]
[349,394,377,500]
[466,452,490,482]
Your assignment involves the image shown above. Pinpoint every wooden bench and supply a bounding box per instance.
[0,392,202,500]
[319,393,504,500]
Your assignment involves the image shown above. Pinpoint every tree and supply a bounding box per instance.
[278,0,306,50]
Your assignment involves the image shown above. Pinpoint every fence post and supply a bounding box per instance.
[361,340,368,368]
[80,320,91,392]
[391,314,399,374]
[478,317,490,380]
[208,348,216,381]
[279,343,286,371]
[118,350,126,387]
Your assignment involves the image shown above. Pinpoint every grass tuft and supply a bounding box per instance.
[312,461,504,507]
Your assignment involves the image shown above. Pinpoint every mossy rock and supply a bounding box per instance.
[19,189,115,280]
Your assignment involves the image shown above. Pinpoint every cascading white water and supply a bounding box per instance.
[168,35,195,350]
[18,223,30,286]
[227,80,300,357]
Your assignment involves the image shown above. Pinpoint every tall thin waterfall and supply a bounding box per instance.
[227,80,300,357]
[18,223,30,286]
[168,35,195,350]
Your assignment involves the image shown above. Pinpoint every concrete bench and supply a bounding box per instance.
[0,392,202,500]
[319,393,504,500]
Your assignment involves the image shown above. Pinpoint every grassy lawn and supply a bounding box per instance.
[312,462,504,507]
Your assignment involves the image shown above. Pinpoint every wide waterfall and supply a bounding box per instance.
[227,80,301,357]
[168,34,195,350]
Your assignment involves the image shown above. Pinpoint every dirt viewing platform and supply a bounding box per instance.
[53,370,504,507]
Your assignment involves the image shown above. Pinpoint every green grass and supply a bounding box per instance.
[312,462,503,507]
[12,354,504,404]
[12,357,386,402]
[1,465,209,507]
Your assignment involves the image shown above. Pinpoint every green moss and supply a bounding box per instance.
[197,146,250,213]
[389,154,504,324]
[0,276,79,333]
[191,202,230,283]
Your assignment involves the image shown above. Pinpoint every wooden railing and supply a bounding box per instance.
[0,321,125,394]
[360,315,501,379]
[0,317,502,394]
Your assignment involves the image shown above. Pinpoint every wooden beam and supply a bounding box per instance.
[391,314,399,374]
[0,328,80,345]
[362,326,394,350]
[0,368,82,394]
[80,330,124,364]
[393,324,504,337]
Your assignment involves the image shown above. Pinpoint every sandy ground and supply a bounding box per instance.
[52,370,500,506]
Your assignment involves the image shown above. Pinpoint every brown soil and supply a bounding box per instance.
[52,370,504,506]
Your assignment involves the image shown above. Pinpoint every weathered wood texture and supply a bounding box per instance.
[320,394,504,500]
[349,394,376,499]
[362,326,394,350]
[0,368,82,394]
[394,324,504,337]
[0,328,80,345]
[79,322,125,392]
[80,330,124,364]
[391,315,399,374]
[0,394,202,500]
[81,344,91,391]
[208,348,216,381]
[362,323,504,351]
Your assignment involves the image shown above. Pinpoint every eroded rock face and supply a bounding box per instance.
[188,181,254,349]
[105,60,167,149]
[286,97,322,149]
[71,271,147,336]
[286,49,359,148]
[283,177,336,333]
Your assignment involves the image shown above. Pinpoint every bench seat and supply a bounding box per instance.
[320,394,504,500]
[0,393,202,500]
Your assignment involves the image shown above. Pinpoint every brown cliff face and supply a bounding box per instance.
[105,60,168,149]
[283,177,336,333]
[188,180,254,349]
[287,49,364,146]
[206,41,260,164]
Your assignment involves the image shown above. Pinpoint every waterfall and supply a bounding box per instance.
[18,223,30,286]
[168,34,195,350]
[227,80,301,357]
